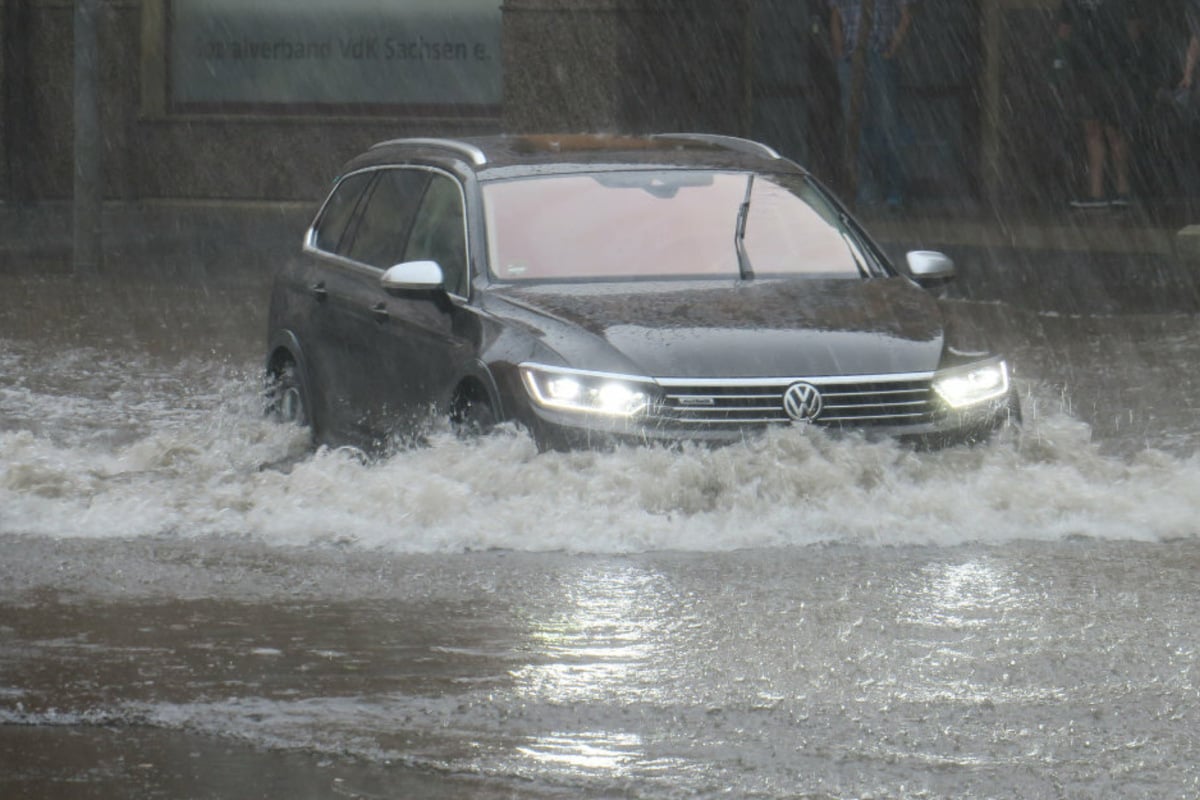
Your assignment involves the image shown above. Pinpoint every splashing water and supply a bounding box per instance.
[2,337,1197,552]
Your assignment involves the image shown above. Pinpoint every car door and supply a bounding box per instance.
[294,169,376,439]
[308,167,430,442]
[369,169,478,438]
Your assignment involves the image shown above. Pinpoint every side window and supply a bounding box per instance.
[313,172,372,254]
[404,174,468,296]
[343,169,430,269]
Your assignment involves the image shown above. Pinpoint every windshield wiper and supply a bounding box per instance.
[735,174,754,280]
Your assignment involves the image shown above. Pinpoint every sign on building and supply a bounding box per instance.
[168,0,502,114]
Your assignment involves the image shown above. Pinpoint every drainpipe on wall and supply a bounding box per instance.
[73,0,102,275]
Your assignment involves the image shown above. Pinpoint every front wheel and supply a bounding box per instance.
[449,392,496,439]
[266,361,313,434]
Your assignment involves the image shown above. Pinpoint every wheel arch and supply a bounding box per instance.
[265,329,308,377]
[265,329,325,437]
[450,360,504,421]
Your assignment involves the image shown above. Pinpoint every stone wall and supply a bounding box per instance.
[502,0,751,135]
[1,0,502,204]
[2,0,753,204]
[1,0,1193,207]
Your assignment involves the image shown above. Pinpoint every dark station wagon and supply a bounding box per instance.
[265,133,1020,451]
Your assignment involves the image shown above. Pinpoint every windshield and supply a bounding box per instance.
[482,170,876,282]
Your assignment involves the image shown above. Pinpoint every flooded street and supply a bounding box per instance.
[2,275,1200,798]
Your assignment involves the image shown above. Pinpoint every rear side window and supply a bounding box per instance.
[343,169,430,269]
[312,172,371,254]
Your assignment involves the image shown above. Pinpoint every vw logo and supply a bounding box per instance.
[782,382,823,422]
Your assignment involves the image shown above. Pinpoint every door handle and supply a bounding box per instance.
[371,303,389,323]
[310,282,328,301]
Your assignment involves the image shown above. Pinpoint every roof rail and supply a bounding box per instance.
[369,137,488,166]
[650,133,781,161]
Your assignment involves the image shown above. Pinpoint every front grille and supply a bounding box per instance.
[653,376,938,428]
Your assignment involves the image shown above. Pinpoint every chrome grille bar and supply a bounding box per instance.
[654,375,939,427]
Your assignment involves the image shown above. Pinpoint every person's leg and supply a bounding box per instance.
[837,57,852,120]
[872,52,904,206]
[857,53,883,204]
[1084,118,1107,201]
[1106,125,1130,202]
[854,51,898,206]
[1068,74,1110,207]
[836,56,863,201]
[1096,67,1137,205]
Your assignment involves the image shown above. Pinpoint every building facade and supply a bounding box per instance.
[0,0,1194,209]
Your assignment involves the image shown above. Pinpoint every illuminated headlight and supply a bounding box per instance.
[933,360,1010,409]
[520,364,653,417]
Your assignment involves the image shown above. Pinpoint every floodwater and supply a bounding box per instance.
[2,275,1199,798]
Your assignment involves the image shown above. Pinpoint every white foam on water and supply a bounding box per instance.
[2,345,1198,553]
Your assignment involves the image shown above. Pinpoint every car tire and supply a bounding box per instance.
[266,360,313,435]
[449,392,496,439]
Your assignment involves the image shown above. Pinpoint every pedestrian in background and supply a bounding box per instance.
[1057,0,1143,210]
[829,0,916,210]
[1182,0,1199,91]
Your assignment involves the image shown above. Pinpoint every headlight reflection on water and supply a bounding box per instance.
[510,565,668,703]
[508,565,672,776]
[885,558,1052,707]
[516,731,645,774]
[908,559,1026,630]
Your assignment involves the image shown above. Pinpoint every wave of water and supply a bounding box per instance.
[3,343,1198,552]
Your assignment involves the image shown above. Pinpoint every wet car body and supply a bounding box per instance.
[265,133,1020,451]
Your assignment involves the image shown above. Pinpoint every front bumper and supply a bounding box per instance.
[523,389,1021,452]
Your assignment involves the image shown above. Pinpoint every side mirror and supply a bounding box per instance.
[381,260,444,292]
[906,250,955,286]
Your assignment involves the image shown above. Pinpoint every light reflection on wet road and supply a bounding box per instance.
[3,542,1199,797]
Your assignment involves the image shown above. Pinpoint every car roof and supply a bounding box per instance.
[342,133,808,179]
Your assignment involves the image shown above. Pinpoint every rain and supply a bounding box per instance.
[2,1,1200,797]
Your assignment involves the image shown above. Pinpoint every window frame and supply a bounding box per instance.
[309,170,375,256]
[304,164,474,302]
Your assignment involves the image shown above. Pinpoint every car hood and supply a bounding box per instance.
[484,277,948,378]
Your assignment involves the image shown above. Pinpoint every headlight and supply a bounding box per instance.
[520,363,654,417]
[933,359,1010,409]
